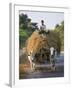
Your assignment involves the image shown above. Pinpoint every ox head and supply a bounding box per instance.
[50,47,55,58]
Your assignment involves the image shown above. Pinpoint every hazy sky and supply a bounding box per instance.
[20,11,64,29]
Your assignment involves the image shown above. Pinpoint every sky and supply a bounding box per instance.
[19,11,64,29]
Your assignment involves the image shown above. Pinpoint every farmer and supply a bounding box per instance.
[39,20,49,37]
[40,20,46,31]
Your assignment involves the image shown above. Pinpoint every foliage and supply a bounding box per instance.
[19,13,38,29]
[19,13,39,48]
[54,21,64,50]
[19,28,34,48]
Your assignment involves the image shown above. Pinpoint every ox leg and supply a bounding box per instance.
[32,62,35,70]
[50,57,56,71]
[29,60,33,70]
[29,60,35,71]
[28,56,33,70]
[28,56,35,71]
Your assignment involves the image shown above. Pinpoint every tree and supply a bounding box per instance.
[19,13,29,29]
[19,13,38,30]
[19,14,28,25]
[54,21,64,51]
[55,24,59,28]
[19,13,38,48]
